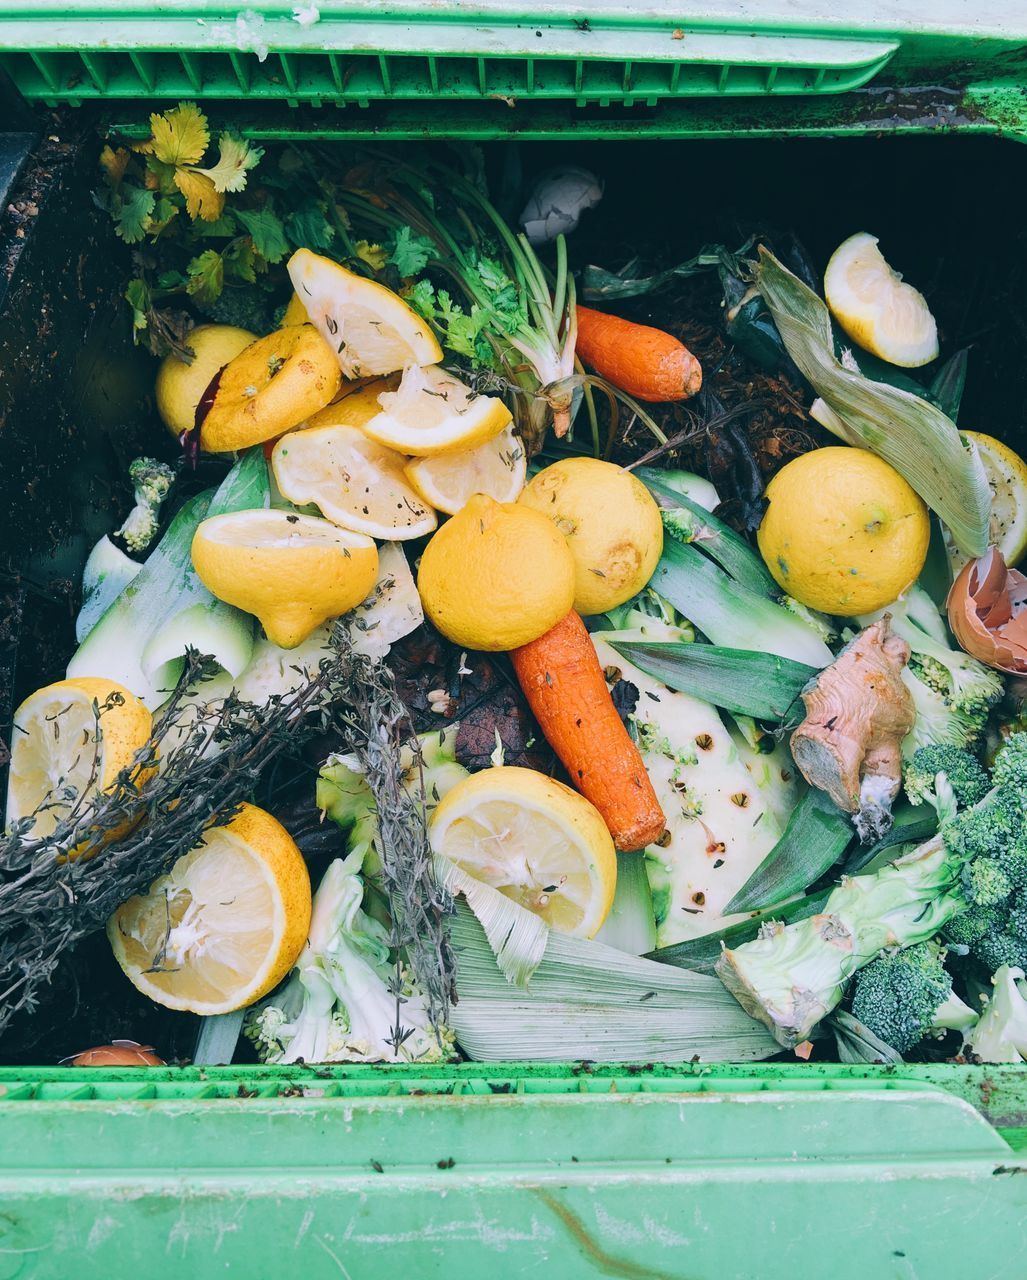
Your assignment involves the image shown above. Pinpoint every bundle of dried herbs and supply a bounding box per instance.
[0,630,455,1042]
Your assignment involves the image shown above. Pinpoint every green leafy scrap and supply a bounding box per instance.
[388,225,438,277]
[285,200,336,251]
[185,250,225,305]
[114,184,156,244]
[236,207,289,263]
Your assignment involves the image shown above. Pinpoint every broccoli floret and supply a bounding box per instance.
[115,457,175,553]
[903,744,990,823]
[992,733,1027,791]
[850,941,977,1052]
[779,595,838,645]
[964,966,1027,1064]
[945,785,1026,865]
[859,586,1004,754]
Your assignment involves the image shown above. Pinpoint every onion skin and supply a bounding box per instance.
[947,547,1027,675]
[68,1043,165,1067]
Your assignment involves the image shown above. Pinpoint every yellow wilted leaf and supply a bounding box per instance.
[355,239,387,271]
[189,133,263,194]
[148,101,210,167]
[173,168,225,222]
[99,145,130,187]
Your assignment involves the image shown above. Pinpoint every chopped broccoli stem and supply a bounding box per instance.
[115,457,175,554]
[717,734,1027,1047]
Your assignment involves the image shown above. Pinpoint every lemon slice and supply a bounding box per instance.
[824,232,939,369]
[272,417,437,541]
[949,432,1027,572]
[287,248,442,378]
[5,677,152,839]
[108,803,311,1014]
[404,424,526,515]
[429,766,617,938]
[363,364,513,457]
[191,509,379,649]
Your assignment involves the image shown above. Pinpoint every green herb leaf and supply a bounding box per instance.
[223,237,257,284]
[145,101,210,167]
[285,200,336,251]
[195,212,239,238]
[388,225,437,277]
[185,249,225,305]
[114,184,156,244]
[125,277,152,332]
[236,207,289,264]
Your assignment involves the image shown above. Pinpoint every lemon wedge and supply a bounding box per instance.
[5,677,153,839]
[404,424,526,515]
[287,248,442,378]
[429,766,617,939]
[949,432,1027,572]
[272,415,437,541]
[824,232,939,369]
[191,509,379,648]
[108,803,311,1014]
[362,364,512,457]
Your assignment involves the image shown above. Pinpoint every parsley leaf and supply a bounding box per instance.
[285,200,336,251]
[125,277,152,332]
[185,250,225,305]
[189,133,263,194]
[114,184,156,243]
[173,169,225,222]
[145,102,210,167]
[388,225,437,277]
[236,207,289,263]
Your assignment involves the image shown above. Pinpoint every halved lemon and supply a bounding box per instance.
[949,432,1027,572]
[287,248,442,378]
[108,802,311,1014]
[405,424,526,515]
[191,509,379,648]
[272,416,437,541]
[362,364,512,457]
[824,232,939,369]
[428,766,617,939]
[5,677,152,840]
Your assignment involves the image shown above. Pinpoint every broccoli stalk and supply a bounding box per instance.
[850,940,977,1053]
[245,853,452,1064]
[317,726,469,874]
[115,457,176,554]
[859,585,1003,755]
[964,965,1027,1064]
[716,733,1027,1047]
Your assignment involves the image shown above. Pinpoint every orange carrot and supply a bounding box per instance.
[575,305,702,403]
[511,610,666,852]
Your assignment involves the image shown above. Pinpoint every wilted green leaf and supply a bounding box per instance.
[185,249,225,305]
[236,207,289,263]
[114,184,155,243]
[285,200,335,251]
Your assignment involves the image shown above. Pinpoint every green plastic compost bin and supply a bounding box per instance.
[2,4,1027,1276]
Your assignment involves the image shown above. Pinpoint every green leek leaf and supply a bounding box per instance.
[651,538,834,668]
[725,787,853,914]
[756,247,991,558]
[608,639,813,724]
[648,889,831,975]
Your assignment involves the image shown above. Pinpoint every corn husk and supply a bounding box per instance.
[448,905,779,1063]
[756,247,991,559]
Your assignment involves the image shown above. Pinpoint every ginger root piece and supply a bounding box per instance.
[790,616,914,840]
[947,547,1027,675]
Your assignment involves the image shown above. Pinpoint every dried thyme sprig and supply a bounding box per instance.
[0,645,348,1035]
[325,622,456,1043]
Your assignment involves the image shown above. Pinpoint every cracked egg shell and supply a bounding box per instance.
[947,546,1027,674]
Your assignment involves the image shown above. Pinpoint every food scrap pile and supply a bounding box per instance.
[4,104,1027,1070]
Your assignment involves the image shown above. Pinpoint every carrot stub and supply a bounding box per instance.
[511,609,666,852]
[574,305,702,404]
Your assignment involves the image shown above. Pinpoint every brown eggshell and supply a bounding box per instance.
[67,1041,165,1067]
[947,547,1027,674]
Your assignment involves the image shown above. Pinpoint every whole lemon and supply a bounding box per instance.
[191,509,379,649]
[155,324,257,438]
[757,447,930,616]
[518,458,663,615]
[417,494,575,650]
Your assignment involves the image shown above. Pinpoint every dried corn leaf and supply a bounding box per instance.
[756,247,991,558]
